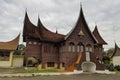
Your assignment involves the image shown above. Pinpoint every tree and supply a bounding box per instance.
[14,44,25,55]
[107,48,114,57]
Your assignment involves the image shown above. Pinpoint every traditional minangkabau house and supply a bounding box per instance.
[111,43,120,66]
[0,34,20,67]
[23,6,107,72]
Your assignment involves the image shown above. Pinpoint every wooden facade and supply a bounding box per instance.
[23,6,107,71]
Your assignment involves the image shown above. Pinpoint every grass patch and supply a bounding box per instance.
[115,71,120,74]
[13,69,59,74]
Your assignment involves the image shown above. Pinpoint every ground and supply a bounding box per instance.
[0,68,120,80]
[0,74,120,80]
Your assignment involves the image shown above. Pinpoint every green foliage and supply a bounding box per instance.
[102,48,115,69]
[14,44,25,55]
[13,69,58,73]
[115,71,120,74]
[102,56,110,64]
[102,48,114,57]
[106,63,114,71]
[107,48,114,56]
[114,65,120,71]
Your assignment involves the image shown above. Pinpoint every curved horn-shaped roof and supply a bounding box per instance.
[23,11,64,43]
[0,34,20,51]
[93,25,107,45]
[23,11,40,42]
[65,5,97,43]
[37,17,65,42]
[111,42,120,58]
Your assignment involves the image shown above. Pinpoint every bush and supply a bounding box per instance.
[114,65,120,71]
[106,63,114,71]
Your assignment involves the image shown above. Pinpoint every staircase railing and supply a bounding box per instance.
[63,52,82,72]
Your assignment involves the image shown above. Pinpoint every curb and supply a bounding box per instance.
[0,71,115,77]
[0,72,82,77]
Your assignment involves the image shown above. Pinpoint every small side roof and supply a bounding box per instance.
[111,43,120,58]
[37,18,65,42]
[23,11,65,43]
[0,34,20,51]
[93,25,107,45]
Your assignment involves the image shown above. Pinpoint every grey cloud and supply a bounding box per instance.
[0,0,120,49]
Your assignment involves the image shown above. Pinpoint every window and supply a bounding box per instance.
[86,44,92,52]
[99,47,101,50]
[28,41,32,44]
[38,43,41,45]
[77,43,84,52]
[68,42,75,52]
[0,51,10,61]
[33,42,37,45]
[63,46,66,52]
[44,44,51,53]
[86,52,90,61]
[47,62,54,67]
[60,46,66,53]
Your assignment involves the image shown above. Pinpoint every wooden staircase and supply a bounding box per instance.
[76,52,82,64]
[62,52,82,72]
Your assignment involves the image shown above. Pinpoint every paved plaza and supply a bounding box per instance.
[0,74,120,80]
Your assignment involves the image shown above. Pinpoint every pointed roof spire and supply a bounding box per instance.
[93,25,107,45]
[23,10,37,42]
[80,2,82,8]
[24,9,31,24]
[56,28,58,34]
[65,4,97,43]
[80,3,84,18]
[115,42,119,48]
[37,16,43,27]
[36,15,64,42]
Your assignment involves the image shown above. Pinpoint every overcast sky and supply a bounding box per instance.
[0,0,120,50]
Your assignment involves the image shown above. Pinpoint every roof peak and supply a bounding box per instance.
[115,42,119,48]
[24,10,30,23]
[80,2,82,8]
[111,42,120,58]
[95,24,97,28]
[94,25,98,32]
[37,17,43,27]
[65,5,97,43]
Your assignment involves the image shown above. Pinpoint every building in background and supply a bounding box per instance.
[0,34,20,67]
[111,43,120,66]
